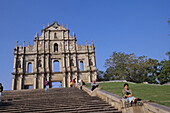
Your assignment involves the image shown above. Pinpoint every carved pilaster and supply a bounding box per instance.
[41,74,44,89]
[18,75,23,90]
[13,55,17,73]
[62,75,66,88]
[88,72,91,83]
[33,75,37,89]
[67,73,71,87]
[11,75,15,90]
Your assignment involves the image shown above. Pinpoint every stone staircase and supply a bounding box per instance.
[0,88,122,113]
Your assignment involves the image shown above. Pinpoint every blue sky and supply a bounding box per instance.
[0,0,170,90]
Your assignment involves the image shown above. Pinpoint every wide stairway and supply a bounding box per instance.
[0,88,121,113]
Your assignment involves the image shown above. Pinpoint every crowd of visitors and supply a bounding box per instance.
[0,79,138,106]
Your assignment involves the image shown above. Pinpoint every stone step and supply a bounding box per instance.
[0,105,117,112]
[0,103,114,110]
[1,87,121,113]
[0,107,120,113]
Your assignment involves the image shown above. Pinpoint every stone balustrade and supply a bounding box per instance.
[79,85,170,113]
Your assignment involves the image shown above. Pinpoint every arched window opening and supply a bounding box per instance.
[54,33,57,38]
[54,43,58,52]
[28,63,32,73]
[80,61,84,71]
[53,60,60,72]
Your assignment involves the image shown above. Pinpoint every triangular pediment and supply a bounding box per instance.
[41,21,67,32]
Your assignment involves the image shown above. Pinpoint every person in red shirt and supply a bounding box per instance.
[72,78,76,87]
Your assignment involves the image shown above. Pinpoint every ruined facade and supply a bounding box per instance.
[11,22,97,90]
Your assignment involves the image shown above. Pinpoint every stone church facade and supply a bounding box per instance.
[11,22,97,90]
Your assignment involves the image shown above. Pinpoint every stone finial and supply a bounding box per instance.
[66,24,68,29]
[62,23,63,27]
[15,41,18,48]
[43,24,45,29]
[48,23,49,27]
[54,21,58,24]
[35,32,38,38]
[81,41,83,46]
[76,41,78,49]
[85,40,87,47]
[91,40,93,45]
[28,42,30,47]
[23,41,25,47]
[73,32,74,37]
[19,44,22,48]
[91,40,95,50]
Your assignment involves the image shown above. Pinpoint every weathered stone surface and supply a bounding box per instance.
[12,22,97,90]
[80,85,170,113]
[1,87,121,113]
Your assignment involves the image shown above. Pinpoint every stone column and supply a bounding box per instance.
[13,55,17,73]
[92,53,96,66]
[21,41,25,73]
[20,55,24,73]
[46,56,49,72]
[33,75,37,89]
[73,55,77,71]
[67,55,70,72]
[42,55,45,72]
[62,31,64,40]
[86,54,90,71]
[88,72,91,83]
[11,75,15,90]
[62,75,66,88]
[34,57,37,73]
[41,74,44,89]
[18,75,23,90]
[94,71,97,81]
[46,73,50,88]
[67,73,71,87]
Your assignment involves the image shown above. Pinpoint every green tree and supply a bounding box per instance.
[144,58,160,84]
[158,60,170,84]
[97,70,104,81]
[104,51,160,83]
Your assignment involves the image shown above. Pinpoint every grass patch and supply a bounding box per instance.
[86,82,170,107]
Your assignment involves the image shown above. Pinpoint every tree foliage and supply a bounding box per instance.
[102,51,170,84]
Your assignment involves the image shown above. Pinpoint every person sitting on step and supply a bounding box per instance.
[70,80,73,87]
[122,83,137,105]
[80,80,86,90]
[91,81,99,91]
[72,78,76,87]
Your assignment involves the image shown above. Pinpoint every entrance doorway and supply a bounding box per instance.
[52,82,62,88]
[24,85,33,89]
